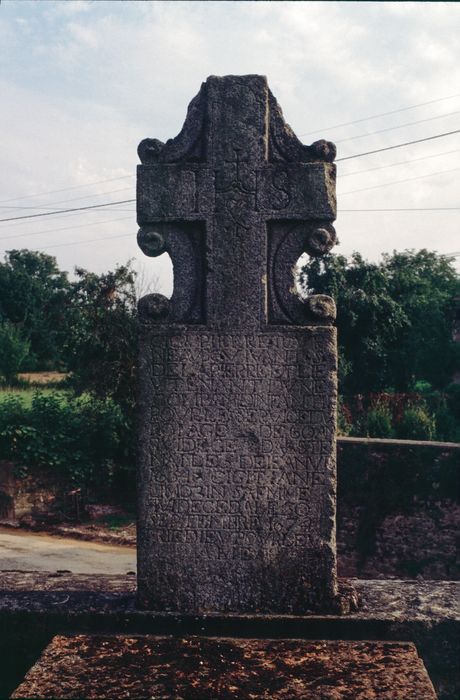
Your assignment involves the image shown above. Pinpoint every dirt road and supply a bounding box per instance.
[0,528,136,574]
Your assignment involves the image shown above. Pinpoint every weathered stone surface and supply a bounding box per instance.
[0,574,457,699]
[12,635,437,700]
[137,74,339,613]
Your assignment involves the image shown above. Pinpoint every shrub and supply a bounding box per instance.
[365,404,394,438]
[397,405,436,441]
[0,322,30,384]
[413,379,432,394]
[0,391,130,497]
[337,398,353,436]
[446,383,460,420]
[433,405,460,442]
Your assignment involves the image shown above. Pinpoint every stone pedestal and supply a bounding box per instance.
[11,635,438,700]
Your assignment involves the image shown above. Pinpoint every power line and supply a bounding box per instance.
[4,148,457,213]
[299,92,460,137]
[339,167,460,196]
[336,130,460,161]
[0,175,134,205]
[338,207,460,211]
[334,110,460,144]
[2,130,459,223]
[4,204,135,228]
[27,231,460,253]
[0,199,136,223]
[4,95,459,212]
[0,187,134,211]
[0,216,133,242]
[41,233,133,250]
[340,149,460,178]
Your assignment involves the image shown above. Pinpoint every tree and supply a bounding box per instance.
[383,250,459,390]
[63,264,139,411]
[0,322,30,384]
[0,250,70,369]
[300,249,459,394]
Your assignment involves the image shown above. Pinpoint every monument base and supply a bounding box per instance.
[0,573,457,699]
[12,635,437,699]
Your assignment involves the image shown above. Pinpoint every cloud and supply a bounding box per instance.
[0,0,458,286]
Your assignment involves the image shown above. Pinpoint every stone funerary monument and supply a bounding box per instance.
[137,74,340,614]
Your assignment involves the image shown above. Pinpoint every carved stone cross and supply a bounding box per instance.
[137,75,341,614]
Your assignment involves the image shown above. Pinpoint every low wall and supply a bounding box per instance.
[0,462,15,519]
[0,462,64,521]
[2,440,459,580]
[337,438,460,580]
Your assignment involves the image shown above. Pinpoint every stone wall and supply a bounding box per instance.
[2,440,458,581]
[337,438,459,580]
[0,462,15,519]
[0,463,64,522]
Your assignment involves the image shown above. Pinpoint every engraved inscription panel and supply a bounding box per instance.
[137,327,337,613]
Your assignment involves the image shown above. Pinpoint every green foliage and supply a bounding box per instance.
[337,397,353,436]
[413,379,433,394]
[342,391,459,442]
[0,391,126,494]
[365,404,394,439]
[396,405,436,441]
[446,383,460,420]
[433,404,460,443]
[301,249,459,394]
[63,264,138,412]
[0,250,70,369]
[0,322,30,383]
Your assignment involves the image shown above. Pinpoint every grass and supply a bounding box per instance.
[0,387,68,408]
[0,372,70,407]
[18,371,67,386]
[98,514,136,531]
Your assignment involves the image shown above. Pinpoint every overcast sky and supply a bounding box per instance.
[1,0,459,294]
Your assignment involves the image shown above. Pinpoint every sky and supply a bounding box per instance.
[0,0,459,295]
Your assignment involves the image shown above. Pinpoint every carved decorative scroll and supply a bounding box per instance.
[137,222,205,323]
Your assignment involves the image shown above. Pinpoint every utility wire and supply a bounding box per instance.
[339,167,460,196]
[0,175,134,204]
[336,130,460,161]
[4,94,459,209]
[0,199,136,223]
[334,110,460,144]
[0,187,134,211]
[299,92,460,137]
[41,233,134,250]
[5,148,457,211]
[2,130,460,223]
[0,216,133,242]
[4,204,135,228]
[339,207,460,211]
[29,231,460,253]
[340,149,460,177]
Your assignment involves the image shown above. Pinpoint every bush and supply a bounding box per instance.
[337,398,353,436]
[413,379,432,394]
[397,405,436,441]
[433,404,460,442]
[365,404,394,438]
[0,322,30,384]
[446,383,460,420]
[0,391,130,497]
